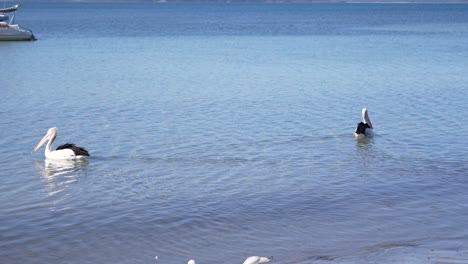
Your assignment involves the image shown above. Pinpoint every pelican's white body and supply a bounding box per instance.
[354,128,374,138]
[45,148,79,160]
[243,256,273,264]
[186,256,271,264]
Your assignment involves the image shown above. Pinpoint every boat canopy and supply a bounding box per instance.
[0,4,21,13]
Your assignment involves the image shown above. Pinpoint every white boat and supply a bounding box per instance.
[0,4,36,41]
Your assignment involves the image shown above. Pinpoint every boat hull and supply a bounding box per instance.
[0,25,36,41]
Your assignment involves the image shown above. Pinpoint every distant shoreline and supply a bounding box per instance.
[9,0,468,3]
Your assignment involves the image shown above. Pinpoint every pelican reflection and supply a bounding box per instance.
[33,159,89,197]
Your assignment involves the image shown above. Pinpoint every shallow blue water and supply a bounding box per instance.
[1,2,468,264]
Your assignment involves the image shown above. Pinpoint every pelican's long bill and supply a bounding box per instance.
[362,108,373,129]
[32,131,52,153]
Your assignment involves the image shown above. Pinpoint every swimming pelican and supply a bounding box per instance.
[32,127,90,160]
[186,256,272,264]
[354,108,373,138]
[243,256,273,264]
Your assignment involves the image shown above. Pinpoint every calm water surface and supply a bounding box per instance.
[1,3,468,263]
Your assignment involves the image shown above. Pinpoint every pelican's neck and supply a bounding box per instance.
[44,133,56,157]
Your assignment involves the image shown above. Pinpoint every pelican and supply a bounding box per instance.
[186,256,272,264]
[32,127,90,160]
[243,256,273,264]
[354,108,373,138]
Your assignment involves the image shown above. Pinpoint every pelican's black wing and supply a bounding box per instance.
[56,143,90,156]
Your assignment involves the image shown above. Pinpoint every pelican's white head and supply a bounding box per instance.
[32,127,58,153]
[187,260,196,264]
